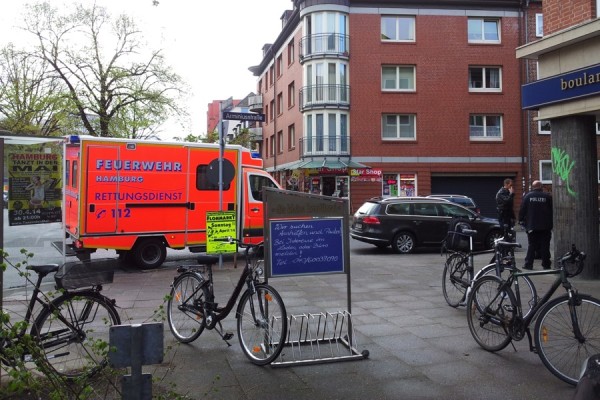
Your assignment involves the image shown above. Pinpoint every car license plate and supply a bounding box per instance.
[355,223,362,229]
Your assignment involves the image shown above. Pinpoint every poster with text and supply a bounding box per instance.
[6,143,63,226]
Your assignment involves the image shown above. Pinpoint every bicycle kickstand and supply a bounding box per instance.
[525,328,537,354]
[215,321,234,346]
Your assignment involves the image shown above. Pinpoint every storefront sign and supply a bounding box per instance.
[522,63,600,109]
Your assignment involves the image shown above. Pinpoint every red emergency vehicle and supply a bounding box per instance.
[63,136,279,268]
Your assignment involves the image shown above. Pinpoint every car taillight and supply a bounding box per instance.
[362,216,381,225]
[475,208,481,214]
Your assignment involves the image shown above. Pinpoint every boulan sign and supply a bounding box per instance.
[522,63,600,110]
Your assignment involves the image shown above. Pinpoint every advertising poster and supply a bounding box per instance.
[6,143,63,226]
[206,211,237,254]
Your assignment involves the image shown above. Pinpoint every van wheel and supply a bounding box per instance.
[133,238,166,269]
[392,232,415,254]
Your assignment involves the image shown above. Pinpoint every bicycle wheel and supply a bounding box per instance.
[442,253,471,307]
[31,291,120,380]
[534,294,600,386]
[167,273,208,343]
[466,275,516,352]
[237,284,287,365]
[479,264,538,319]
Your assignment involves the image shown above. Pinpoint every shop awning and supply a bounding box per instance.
[287,159,369,169]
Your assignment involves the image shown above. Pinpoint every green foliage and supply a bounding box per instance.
[0,1,189,138]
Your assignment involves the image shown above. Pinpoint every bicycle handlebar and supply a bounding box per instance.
[559,244,586,264]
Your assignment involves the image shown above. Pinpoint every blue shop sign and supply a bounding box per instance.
[522,63,600,110]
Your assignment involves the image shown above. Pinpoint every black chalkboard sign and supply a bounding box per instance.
[269,218,345,276]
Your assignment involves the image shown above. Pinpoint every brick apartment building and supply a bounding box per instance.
[245,0,599,219]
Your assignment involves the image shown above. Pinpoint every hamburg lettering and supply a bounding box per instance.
[96,159,182,172]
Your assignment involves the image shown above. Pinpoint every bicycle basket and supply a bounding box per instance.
[55,259,115,290]
[444,231,470,252]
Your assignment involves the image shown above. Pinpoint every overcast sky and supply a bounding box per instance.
[0,0,290,139]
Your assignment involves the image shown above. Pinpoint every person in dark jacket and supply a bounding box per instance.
[518,180,553,270]
[496,178,515,237]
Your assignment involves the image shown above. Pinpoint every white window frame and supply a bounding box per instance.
[535,13,543,37]
[538,119,551,135]
[382,114,416,140]
[468,18,501,44]
[381,16,415,42]
[469,114,502,140]
[540,160,552,184]
[382,65,416,91]
[468,66,502,92]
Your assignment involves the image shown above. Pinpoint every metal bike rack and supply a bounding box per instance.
[271,311,368,367]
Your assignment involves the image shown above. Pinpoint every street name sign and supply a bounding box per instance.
[222,112,265,122]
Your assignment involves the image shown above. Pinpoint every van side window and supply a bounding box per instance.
[249,174,278,201]
[72,161,78,188]
[196,165,231,191]
[386,203,410,215]
[414,203,438,216]
[66,160,70,187]
[439,203,470,218]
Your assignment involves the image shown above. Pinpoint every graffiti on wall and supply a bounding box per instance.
[551,146,577,197]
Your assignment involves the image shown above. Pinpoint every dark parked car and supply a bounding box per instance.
[427,194,480,214]
[350,196,502,254]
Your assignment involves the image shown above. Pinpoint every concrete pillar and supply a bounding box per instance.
[551,115,599,279]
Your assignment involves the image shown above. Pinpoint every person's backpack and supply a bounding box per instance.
[444,217,472,252]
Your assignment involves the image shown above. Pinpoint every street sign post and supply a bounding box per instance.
[222,111,265,122]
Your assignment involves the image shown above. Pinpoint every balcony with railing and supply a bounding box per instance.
[299,84,350,111]
[248,127,263,141]
[300,33,349,62]
[248,95,263,112]
[300,135,350,157]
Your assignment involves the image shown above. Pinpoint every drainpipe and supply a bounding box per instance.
[271,46,278,182]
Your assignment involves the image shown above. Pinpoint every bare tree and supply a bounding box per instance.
[0,44,70,135]
[22,2,187,137]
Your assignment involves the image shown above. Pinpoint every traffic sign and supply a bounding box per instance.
[222,112,265,122]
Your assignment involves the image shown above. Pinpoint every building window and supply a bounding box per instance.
[277,130,283,154]
[288,82,295,108]
[264,104,269,125]
[288,40,295,65]
[382,114,416,140]
[382,173,416,197]
[597,122,600,134]
[270,100,275,121]
[288,124,295,150]
[264,72,269,91]
[539,120,551,135]
[468,18,500,43]
[269,66,274,86]
[270,134,275,157]
[540,160,552,183]
[381,16,415,42]
[277,92,283,115]
[469,115,502,139]
[277,55,283,77]
[535,13,543,37]
[469,66,501,91]
[382,66,415,91]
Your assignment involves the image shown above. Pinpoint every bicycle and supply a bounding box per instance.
[167,239,288,365]
[466,244,600,385]
[0,259,121,380]
[442,229,537,317]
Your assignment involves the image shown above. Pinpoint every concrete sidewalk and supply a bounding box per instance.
[100,240,598,399]
[3,231,599,399]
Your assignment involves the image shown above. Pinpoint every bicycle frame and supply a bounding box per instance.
[203,262,254,329]
[496,267,585,346]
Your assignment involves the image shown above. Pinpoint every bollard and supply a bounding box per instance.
[109,322,164,400]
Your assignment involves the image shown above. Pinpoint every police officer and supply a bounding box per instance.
[518,180,553,270]
[496,178,515,238]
